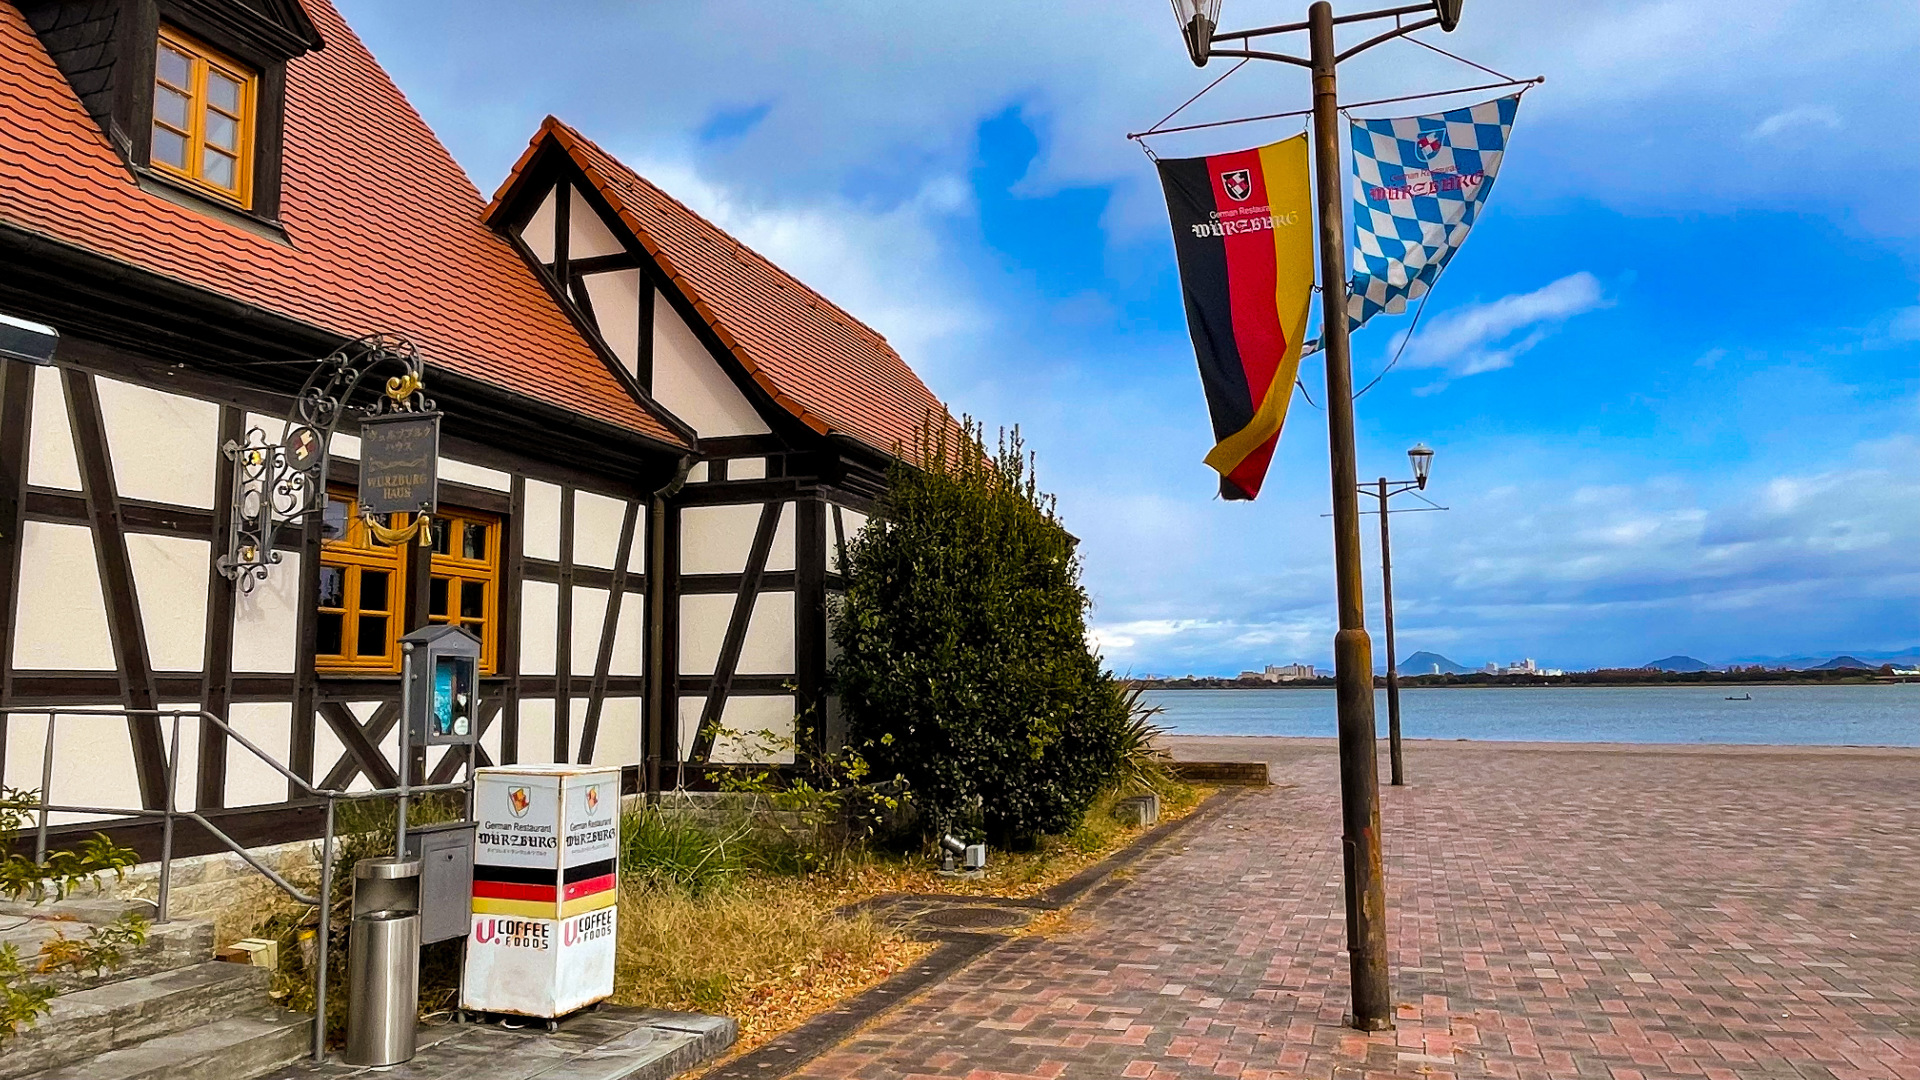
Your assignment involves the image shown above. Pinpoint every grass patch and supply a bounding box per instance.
[614,880,928,1049]
[612,780,1211,1056]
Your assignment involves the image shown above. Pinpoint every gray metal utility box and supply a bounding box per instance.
[404,820,476,944]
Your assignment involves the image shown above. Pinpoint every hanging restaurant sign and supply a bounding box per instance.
[1155,132,1315,501]
[357,412,440,516]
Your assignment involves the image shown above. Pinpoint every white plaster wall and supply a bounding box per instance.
[651,296,770,437]
[680,503,765,576]
[162,702,201,813]
[610,594,644,677]
[2,710,144,824]
[765,501,795,573]
[231,551,300,674]
[523,480,563,562]
[684,461,709,484]
[582,269,643,374]
[313,717,343,791]
[729,457,766,481]
[225,702,292,807]
[572,491,626,569]
[12,521,114,671]
[518,698,557,765]
[94,377,219,508]
[677,593,732,676]
[568,697,591,763]
[571,586,608,677]
[330,431,360,459]
[592,697,643,767]
[522,186,558,263]
[27,365,81,490]
[736,590,795,676]
[125,533,210,673]
[678,695,796,765]
[568,187,625,258]
[627,516,648,573]
[520,579,559,675]
[440,458,510,492]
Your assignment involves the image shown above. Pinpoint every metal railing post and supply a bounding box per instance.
[314,796,335,1062]
[35,711,55,866]
[159,712,180,923]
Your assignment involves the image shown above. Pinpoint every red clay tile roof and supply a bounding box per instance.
[488,117,953,459]
[0,0,684,447]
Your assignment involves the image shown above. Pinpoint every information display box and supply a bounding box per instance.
[461,765,620,1019]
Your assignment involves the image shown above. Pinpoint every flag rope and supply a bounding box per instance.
[1353,285,1435,399]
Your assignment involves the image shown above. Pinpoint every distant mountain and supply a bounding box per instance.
[1814,655,1875,670]
[1645,655,1715,672]
[1728,647,1920,670]
[1400,650,1471,675]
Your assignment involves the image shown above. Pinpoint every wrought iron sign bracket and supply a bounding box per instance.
[218,333,438,591]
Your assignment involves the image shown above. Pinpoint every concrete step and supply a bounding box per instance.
[33,1007,313,1080]
[0,902,216,995]
[1,961,273,1080]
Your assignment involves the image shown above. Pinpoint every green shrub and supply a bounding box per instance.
[831,419,1127,846]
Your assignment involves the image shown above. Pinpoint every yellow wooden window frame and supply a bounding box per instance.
[428,510,502,676]
[317,494,407,674]
[151,26,257,207]
[317,495,502,677]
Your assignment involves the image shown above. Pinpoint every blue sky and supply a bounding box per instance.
[337,0,1919,673]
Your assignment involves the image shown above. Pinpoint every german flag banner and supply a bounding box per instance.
[1157,134,1315,501]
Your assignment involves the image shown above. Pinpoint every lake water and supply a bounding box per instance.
[1144,684,1920,746]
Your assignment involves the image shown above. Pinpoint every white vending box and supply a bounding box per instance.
[462,765,621,1019]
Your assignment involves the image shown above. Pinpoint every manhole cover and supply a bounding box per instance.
[915,906,1032,930]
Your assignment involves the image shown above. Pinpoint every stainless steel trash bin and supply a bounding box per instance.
[345,857,422,1067]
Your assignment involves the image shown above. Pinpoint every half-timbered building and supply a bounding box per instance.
[0,0,952,854]
[482,118,951,784]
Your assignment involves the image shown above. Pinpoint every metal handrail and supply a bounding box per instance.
[7,706,473,1062]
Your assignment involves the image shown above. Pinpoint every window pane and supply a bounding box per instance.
[322,498,350,541]
[356,615,388,657]
[154,86,189,130]
[361,569,390,613]
[202,147,236,190]
[430,518,450,555]
[156,43,190,88]
[463,523,488,561]
[205,109,237,151]
[151,125,188,169]
[318,566,345,609]
[206,70,241,113]
[460,581,486,619]
[429,576,448,618]
[316,612,343,656]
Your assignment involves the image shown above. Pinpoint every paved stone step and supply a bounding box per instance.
[1,961,273,1080]
[0,906,216,995]
[33,1007,313,1080]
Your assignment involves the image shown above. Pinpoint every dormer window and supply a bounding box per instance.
[151,27,256,208]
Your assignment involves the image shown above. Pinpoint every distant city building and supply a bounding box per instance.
[1238,663,1317,682]
[1484,658,1564,677]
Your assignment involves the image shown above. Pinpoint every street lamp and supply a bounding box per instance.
[1165,0,1467,1033]
[1367,445,1439,792]
[1408,442,1433,488]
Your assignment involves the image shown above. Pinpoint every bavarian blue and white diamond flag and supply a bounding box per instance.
[1346,93,1521,332]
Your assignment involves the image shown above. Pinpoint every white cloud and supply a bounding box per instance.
[1402,272,1608,381]
[1749,105,1843,140]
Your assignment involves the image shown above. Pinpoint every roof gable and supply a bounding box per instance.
[487,117,953,460]
[0,0,686,447]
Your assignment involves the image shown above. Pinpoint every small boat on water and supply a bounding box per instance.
[1725,693,1751,701]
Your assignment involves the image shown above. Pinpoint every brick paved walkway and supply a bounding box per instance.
[792,741,1919,1080]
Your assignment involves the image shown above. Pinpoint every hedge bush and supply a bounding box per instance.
[830,420,1126,846]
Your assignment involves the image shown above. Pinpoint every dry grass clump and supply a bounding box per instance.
[614,880,929,1050]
